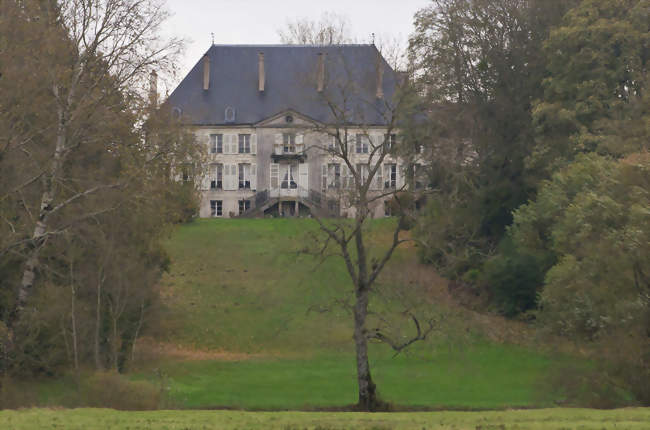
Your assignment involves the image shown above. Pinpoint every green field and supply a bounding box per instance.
[2,408,649,429]
[125,219,578,409]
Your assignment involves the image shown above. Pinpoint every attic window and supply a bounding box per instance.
[171,107,182,120]
[285,115,294,123]
[225,106,236,123]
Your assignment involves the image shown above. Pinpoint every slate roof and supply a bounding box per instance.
[166,44,398,126]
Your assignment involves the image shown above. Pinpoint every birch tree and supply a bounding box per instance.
[0,0,181,324]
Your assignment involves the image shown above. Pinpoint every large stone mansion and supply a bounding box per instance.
[167,44,416,218]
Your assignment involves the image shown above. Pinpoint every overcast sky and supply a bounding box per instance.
[161,0,430,91]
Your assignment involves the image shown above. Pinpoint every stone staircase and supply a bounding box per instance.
[239,188,337,218]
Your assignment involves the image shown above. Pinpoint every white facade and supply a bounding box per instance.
[194,112,410,219]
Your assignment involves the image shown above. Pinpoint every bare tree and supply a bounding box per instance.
[302,48,433,411]
[278,11,355,45]
[0,0,182,323]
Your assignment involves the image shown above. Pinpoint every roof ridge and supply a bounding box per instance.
[209,44,376,48]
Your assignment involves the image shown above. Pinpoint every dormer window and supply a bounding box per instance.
[172,107,182,120]
[225,106,236,123]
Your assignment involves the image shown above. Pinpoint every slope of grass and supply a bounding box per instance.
[128,218,579,409]
[2,408,650,430]
[157,218,356,353]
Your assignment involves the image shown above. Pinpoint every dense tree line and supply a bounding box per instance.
[0,0,201,379]
[410,0,648,403]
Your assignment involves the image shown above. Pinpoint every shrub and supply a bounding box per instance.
[482,237,552,317]
[79,371,161,410]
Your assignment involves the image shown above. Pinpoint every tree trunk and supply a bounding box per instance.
[353,284,380,411]
[94,271,103,370]
[70,263,79,376]
[130,301,145,366]
[16,103,67,319]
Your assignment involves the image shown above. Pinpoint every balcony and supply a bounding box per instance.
[270,186,308,199]
[271,153,307,163]
[272,144,306,163]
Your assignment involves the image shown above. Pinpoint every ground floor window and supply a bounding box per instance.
[281,164,298,189]
[210,200,223,217]
[238,199,251,215]
[384,200,392,217]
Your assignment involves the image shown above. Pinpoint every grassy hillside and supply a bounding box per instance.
[2,408,650,430]
[125,219,582,409]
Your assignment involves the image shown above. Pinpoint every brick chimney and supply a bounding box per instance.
[203,54,210,91]
[258,52,265,92]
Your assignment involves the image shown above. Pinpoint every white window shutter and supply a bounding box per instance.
[383,164,390,188]
[270,162,279,189]
[251,164,257,190]
[230,135,237,154]
[375,163,383,190]
[322,164,328,191]
[232,135,239,154]
[397,164,404,189]
[227,164,236,190]
[251,134,257,154]
[201,166,210,190]
[274,133,283,155]
[298,163,308,189]
[374,134,383,151]
[224,164,230,190]
[296,134,304,145]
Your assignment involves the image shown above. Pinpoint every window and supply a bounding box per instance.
[283,133,296,153]
[209,134,223,154]
[238,163,251,189]
[328,136,336,152]
[238,199,251,215]
[238,134,251,153]
[384,134,397,151]
[328,163,340,189]
[356,163,369,186]
[181,164,193,182]
[210,163,223,190]
[384,163,396,189]
[281,164,297,189]
[384,200,392,217]
[210,200,223,217]
[355,134,369,154]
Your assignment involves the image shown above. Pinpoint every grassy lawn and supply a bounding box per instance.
[121,219,580,410]
[2,408,649,429]
[137,344,555,409]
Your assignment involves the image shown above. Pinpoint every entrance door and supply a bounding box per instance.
[280,164,297,189]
